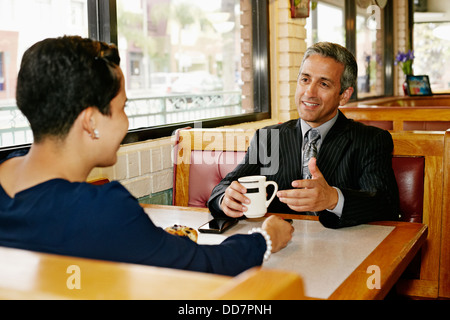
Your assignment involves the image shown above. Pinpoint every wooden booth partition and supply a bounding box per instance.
[340,95,450,131]
[439,130,450,299]
[390,131,447,299]
[339,106,450,131]
[0,246,304,300]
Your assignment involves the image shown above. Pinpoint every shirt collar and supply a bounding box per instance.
[300,112,339,141]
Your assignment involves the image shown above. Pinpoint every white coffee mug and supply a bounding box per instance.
[238,175,278,218]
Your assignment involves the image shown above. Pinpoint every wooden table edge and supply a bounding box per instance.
[142,205,428,300]
[328,221,428,300]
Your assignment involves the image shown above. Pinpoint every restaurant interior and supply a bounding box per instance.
[0,0,449,301]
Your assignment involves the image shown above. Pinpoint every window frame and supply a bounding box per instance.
[0,0,271,158]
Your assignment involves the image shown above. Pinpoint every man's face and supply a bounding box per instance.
[295,54,353,128]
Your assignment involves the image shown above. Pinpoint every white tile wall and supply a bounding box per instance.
[88,137,174,199]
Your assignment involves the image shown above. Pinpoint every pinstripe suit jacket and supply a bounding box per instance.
[208,111,400,229]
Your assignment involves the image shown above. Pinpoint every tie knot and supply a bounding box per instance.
[306,129,320,144]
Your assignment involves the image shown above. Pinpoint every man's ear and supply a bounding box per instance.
[339,87,354,106]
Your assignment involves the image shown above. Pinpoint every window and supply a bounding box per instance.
[306,0,393,99]
[117,0,268,142]
[413,22,450,94]
[118,0,245,130]
[356,2,385,98]
[307,0,345,47]
[0,0,89,149]
[0,0,269,152]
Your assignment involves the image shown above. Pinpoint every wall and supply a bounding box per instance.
[271,0,307,122]
[88,0,410,205]
[88,137,174,204]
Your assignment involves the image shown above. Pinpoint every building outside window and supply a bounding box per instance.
[117,0,251,131]
[0,0,89,148]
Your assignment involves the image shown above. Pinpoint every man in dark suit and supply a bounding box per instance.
[208,42,399,229]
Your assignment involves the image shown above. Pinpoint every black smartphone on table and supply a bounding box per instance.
[198,218,239,234]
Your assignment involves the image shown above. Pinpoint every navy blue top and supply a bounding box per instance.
[0,179,266,276]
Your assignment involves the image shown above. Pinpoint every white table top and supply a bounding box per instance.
[144,206,394,299]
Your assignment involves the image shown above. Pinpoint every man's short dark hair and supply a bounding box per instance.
[300,42,358,94]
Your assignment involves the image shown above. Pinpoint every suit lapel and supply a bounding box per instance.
[317,112,352,180]
[281,119,303,182]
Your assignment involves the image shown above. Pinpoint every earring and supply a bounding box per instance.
[91,129,100,139]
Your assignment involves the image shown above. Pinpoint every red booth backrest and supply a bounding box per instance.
[392,156,425,223]
[187,151,425,223]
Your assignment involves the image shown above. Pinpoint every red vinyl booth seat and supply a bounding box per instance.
[185,150,425,224]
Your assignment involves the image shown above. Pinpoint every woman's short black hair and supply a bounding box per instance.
[16,36,122,142]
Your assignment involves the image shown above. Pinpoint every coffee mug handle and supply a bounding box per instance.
[265,181,278,208]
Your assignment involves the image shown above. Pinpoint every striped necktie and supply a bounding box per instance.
[302,129,320,179]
